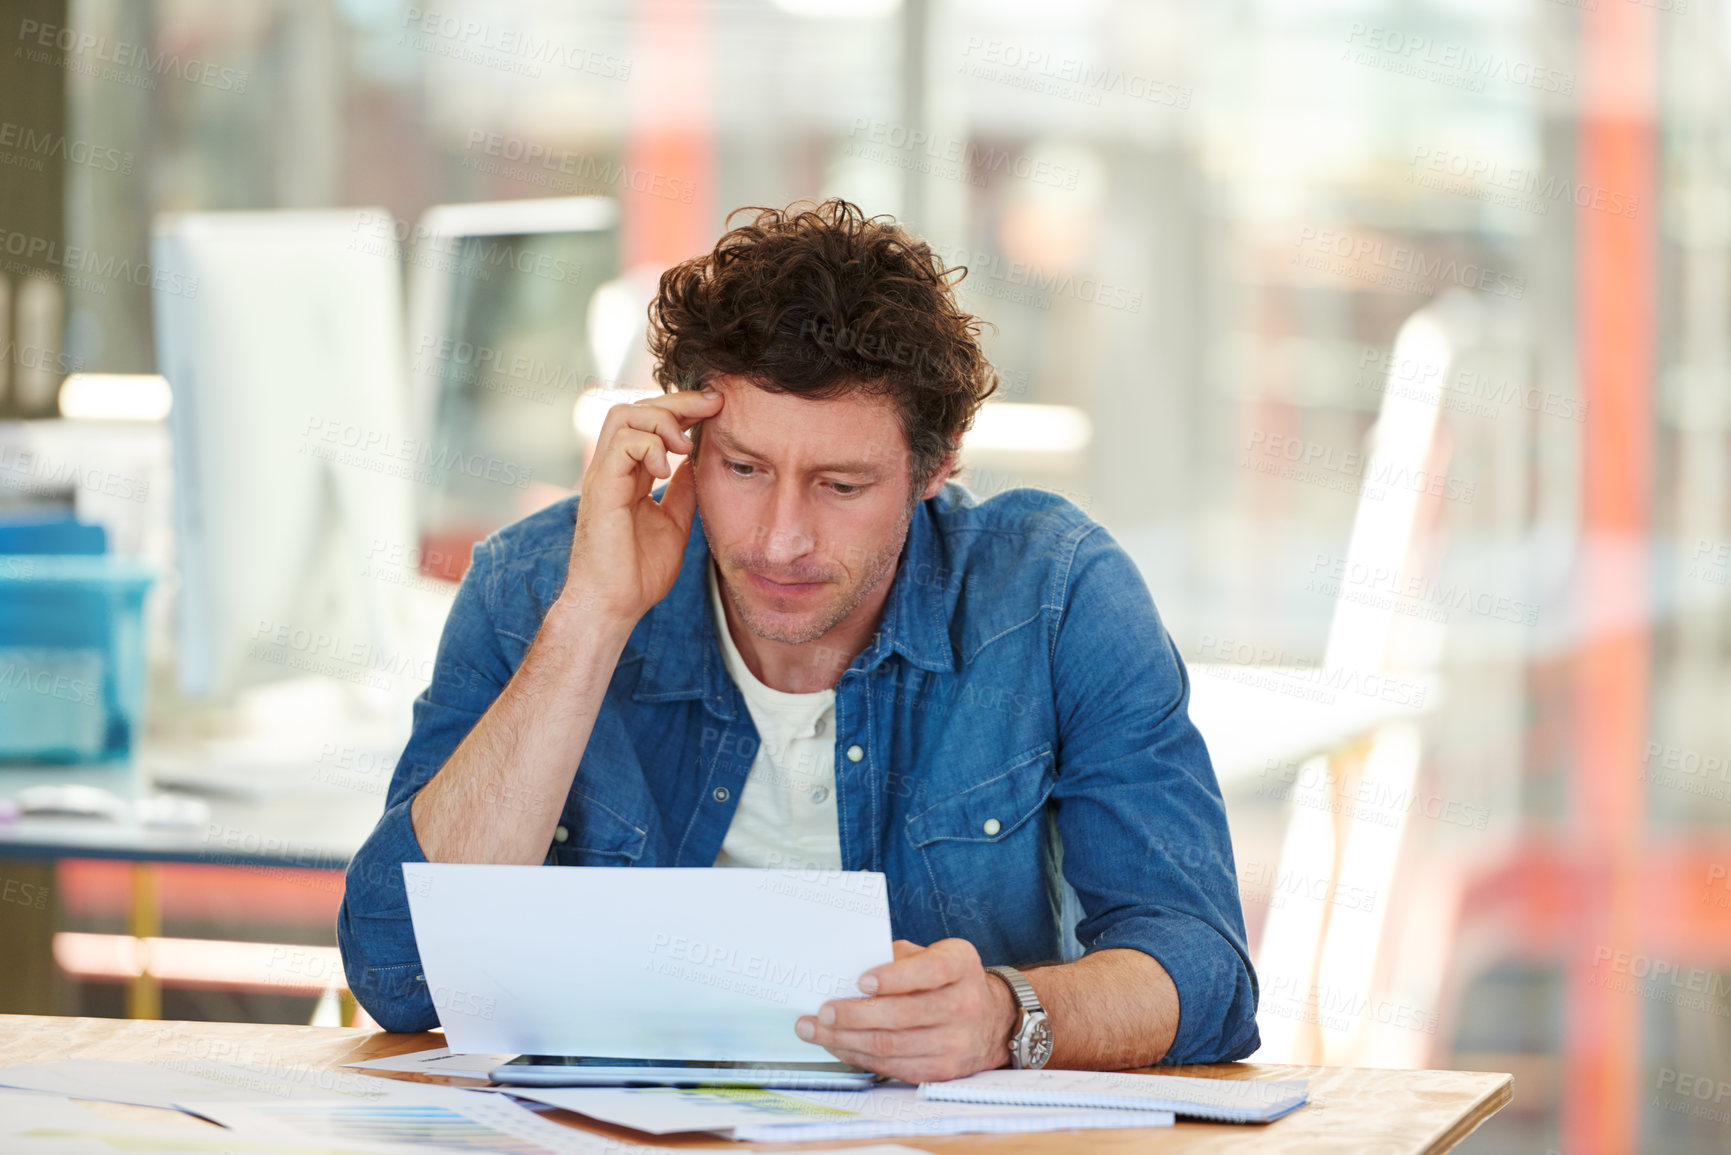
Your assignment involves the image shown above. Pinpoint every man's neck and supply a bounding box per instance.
[714,560,892,694]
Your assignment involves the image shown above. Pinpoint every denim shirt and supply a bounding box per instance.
[337,483,1260,1063]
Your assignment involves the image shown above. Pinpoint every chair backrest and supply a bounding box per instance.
[1251,289,1483,1066]
[1324,289,1481,675]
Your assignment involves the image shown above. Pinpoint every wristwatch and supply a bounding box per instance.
[986,965,1053,1069]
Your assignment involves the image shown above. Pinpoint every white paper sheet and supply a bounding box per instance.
[403,864,894,1060]
[0,1080,928,1155]
[341,1046,511,1079]
[918,1068,1311,1122]
[0,1087,411,1153]
[0,1059,449,1113]
[196,1092,934,1155]
[494,1083,1175,1141]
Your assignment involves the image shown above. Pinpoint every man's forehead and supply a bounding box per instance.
[702,381,905,471]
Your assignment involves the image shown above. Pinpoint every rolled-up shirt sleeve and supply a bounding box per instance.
[1048,524,1260,1064]
[336,536,513,1032]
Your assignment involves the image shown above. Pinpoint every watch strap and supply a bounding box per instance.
[986,965,1043,1015]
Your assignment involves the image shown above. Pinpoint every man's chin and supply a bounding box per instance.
[735,603,838,646]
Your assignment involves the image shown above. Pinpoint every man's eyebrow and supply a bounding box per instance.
[707,427,883,476]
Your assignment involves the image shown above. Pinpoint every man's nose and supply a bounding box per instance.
[759,483,817,566]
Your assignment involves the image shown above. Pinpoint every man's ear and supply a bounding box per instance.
[919,450,956,500]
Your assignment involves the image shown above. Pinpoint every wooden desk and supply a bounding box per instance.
[0,1015,1512,1153]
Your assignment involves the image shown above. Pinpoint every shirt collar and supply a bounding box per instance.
[632,495,957,716]
[853,495,957,676]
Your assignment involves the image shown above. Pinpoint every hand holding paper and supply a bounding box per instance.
[797,937,1017,1082]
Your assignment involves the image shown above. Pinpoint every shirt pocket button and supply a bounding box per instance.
[982,818,1001,836]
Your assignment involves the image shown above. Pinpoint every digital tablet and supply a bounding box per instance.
[491,1054,882,1090]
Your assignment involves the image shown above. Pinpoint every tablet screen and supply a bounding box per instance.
[503,1055,866,1072]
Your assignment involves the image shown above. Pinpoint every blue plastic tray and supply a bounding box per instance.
[0,555,155,762]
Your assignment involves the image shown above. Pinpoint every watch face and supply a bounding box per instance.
[1025,1016,1055,1069]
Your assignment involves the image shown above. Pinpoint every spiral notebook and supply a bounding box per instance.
[917,1070,1309,1124]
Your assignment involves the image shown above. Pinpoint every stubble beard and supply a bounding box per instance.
[719,492,919,647]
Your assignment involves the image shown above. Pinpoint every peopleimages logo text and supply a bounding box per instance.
[462,131,693,203]
[0,229,199,298]
[930,243,1143,313]
[1294,227,1525,300]
[847,119,1081,191]
[17,19,248,92]
[0,122,133,173]
[1408,146,1638,219]
[398,8,630,80]
[1344,23,1574,95]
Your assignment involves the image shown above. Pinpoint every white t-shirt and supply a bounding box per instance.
[708,562,843,871]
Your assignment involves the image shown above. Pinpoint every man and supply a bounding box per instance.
[338,199,1259,1079]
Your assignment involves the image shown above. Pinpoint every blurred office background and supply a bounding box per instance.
[0,0,1724,1152]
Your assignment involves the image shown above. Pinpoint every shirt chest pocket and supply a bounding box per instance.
[904,743,1056,849]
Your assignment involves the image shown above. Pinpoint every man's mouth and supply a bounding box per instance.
[746,569,826,597]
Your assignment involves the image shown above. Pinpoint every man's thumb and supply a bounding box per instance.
[656,457,698,533]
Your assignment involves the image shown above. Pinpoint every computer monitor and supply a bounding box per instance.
[403,197,620,571]
[152,210,418,701]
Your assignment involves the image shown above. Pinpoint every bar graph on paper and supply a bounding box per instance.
[236,1099,593,1154]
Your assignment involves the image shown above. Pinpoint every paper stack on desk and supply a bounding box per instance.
[492,1070,1311,1140]
[492,1083,1175,1141]
[0,1088,406,1155]
[0,1061,938,1154]
[0,1061,616,1153]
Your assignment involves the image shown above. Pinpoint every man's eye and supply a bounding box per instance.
[827,482,862,497]
[725,460,756,478]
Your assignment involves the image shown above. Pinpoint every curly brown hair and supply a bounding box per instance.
[647,199,998,486]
